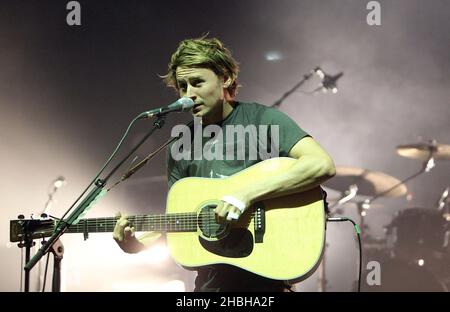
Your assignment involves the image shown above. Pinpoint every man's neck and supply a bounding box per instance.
[202,100,235,125]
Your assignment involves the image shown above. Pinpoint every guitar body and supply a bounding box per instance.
[166,157,326,282]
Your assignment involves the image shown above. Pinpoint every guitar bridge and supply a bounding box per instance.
[254,204,265,243]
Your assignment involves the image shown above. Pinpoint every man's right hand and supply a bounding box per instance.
[113,212,162,254]
[113,212,143,254]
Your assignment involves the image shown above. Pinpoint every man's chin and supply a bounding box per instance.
[192,108,209,118]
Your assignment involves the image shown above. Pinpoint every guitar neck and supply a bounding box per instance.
[65,213,198,234]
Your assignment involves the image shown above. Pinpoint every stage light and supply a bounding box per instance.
[265,51,283,62]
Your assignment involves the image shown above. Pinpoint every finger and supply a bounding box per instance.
[226,210,240,221]
[214,202,225,223]
[113,219,124,241]
[116,212,128,225]
[113,213,129,241]
[117,212,128,222]
[215,203,227,223]
[123,226,132,240]
[113,212,122,238]
[124,226,136,238]
[214,201,224,215]
[217,202,231,218]
[230,206,240,215]
[113,228,123,242]
[119,218,130,229]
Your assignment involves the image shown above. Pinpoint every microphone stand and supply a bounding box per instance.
[17,220,35,292]
[34,179,65,292]
[271,70,315,108]
[23,115,168,291]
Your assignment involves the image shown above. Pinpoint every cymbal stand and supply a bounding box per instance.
[352,154,436,249]
[361,153,436,208]
[437,187,449,218]
[329,184,359,215]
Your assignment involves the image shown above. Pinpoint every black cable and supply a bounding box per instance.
[42,252,50,292]
[53,112,145,235]
[36,112,145,291]
[36,113,191,290]
[326,217,362,292]
[36,113,191,291]
[108,120,194,191]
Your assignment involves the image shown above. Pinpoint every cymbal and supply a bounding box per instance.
[396,142,450,160]
[324,167,407,197]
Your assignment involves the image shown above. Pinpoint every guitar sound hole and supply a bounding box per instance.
[198,204,228,239]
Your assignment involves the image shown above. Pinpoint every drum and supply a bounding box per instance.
[385,208,449,262]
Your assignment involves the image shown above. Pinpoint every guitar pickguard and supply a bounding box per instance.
[199,228,254,258]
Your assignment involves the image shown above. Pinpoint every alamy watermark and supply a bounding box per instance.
[66,1,81,26]
[366,1,381,26]
[366,260,381,286]
[170,117,280,161]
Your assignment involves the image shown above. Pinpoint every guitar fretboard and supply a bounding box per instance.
[65,213,203,234]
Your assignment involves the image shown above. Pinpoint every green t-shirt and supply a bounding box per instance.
[167,101,309,187]
[165,101,310,291]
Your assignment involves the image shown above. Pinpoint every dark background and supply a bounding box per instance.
[1,0,449,291]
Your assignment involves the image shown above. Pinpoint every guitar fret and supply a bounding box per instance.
[11,212,204,243]
[46,213,199,236]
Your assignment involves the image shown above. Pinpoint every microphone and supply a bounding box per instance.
[314,67,343,94]
[140,97,195,119]
[52,176,66,189]
[42,176,67,217]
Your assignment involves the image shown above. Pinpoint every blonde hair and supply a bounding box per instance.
[162,35,240,97]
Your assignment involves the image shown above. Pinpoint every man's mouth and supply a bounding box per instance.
[193,103,203,113]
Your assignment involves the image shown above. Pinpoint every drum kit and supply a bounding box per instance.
[323,140,450,292]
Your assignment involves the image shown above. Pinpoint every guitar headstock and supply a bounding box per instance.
[10,219,55,242]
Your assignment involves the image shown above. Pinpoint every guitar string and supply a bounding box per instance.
[62,211,255,232]
[67,215,251,228]
[66,212,255,223]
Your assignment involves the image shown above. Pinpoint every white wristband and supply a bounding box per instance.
[226,211,240,221]
[221,196,246,213]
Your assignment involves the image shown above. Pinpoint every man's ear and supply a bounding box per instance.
[223,76,232,88]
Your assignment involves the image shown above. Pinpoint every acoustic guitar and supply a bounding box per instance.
[10,157,326,282]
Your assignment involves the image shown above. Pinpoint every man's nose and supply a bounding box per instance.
[186,85,196,99]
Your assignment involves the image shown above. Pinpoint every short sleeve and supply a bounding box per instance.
[259,106,310,156]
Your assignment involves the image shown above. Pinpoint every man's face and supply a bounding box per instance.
[176,66,226,119]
